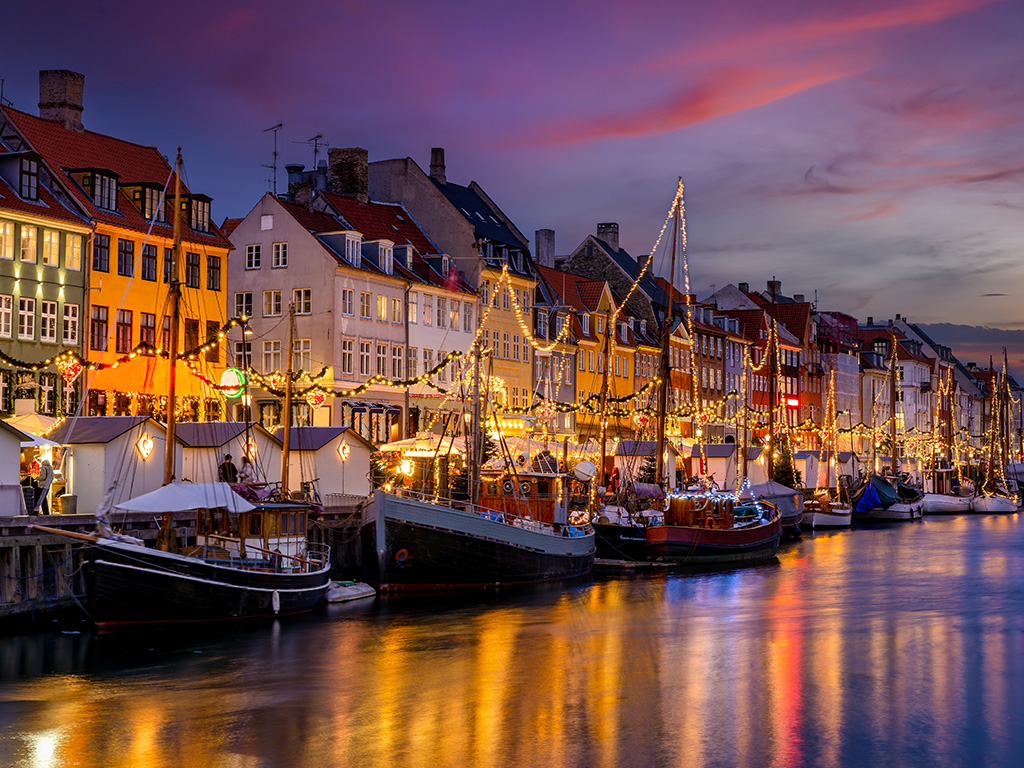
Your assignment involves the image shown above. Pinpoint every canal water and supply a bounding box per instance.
[2,514,1023,768]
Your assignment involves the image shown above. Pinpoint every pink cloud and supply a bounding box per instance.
[833,201,900,223]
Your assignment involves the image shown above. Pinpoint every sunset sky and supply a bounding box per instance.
[3,0,1023,367]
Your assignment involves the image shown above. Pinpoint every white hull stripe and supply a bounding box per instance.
[93,559,330,594]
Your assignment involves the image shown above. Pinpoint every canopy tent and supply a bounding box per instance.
[17,429,61,448]
[3,412,58,436]
[379,434,468,456]
[114,482,255,514]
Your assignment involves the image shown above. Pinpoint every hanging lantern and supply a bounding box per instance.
[58,359,83,385]
[306,389,327,409]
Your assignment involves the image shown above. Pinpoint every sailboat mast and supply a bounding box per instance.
[470,339,482,507]
[767,280,776,481]
[280,301,295,494]
[741,349,750,481]
[656,179,681,486]
[599,311,611,490]
[163,149,183,487]
[889,327,898,479]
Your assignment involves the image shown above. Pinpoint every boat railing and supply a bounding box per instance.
[204,533,331,573]
[386,487,593,537]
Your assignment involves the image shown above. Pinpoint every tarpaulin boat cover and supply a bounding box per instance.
[852,476,900,512]
[114,482,256,513]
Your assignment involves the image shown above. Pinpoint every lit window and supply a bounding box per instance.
[273,242,288,268]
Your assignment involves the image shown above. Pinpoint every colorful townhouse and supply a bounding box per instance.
[2,71,231,422]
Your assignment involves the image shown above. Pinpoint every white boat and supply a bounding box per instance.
[922,493,973,515]
[326,580,377,603]
[971,492,1019,514]
[801,498,852,529]
[852,476,924,522]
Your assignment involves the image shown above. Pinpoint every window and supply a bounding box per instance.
[20,158,39,200]
[615,355,621,377]
[272,242,288,268]
[162,247,175,283]
[407,347,418,377]
[392,347,403,379]
[264,290,281,317]
[234,292,252,319]
[0,295,11,338]
[190,198,210,233]
[437,297,447,328]
[464,304,473,332]
[341,339,354,375]
[438,351,447,382]
[62,303,78,344]
[451,300,460,330]
[93,173,117,210]
[40,300,57,342]
[162,316,170,351]
[377,295,388,322]
[380,244,393,274]
[114,238,133,276]
[16,297,35,340]
[184,319,200,352]
[260,214,274,231]
[424,349,434,375]
[360,292,372,319]
[589,350,595,372]
[292,339,311,372]
[263,340,281,372]
[140,312,156,349]
[0,221,12,260]
[359,341,372,376]
[578,352,585,371]
[294,288,311,315]
[423,294,433,326]
[502,333,510,359]
[376,344,388,376]
[513,335,520,361]
[538,311,548,338]
[115,309,132,353]
[21,225,37,263]
[392,298,402,324]
[342,289,354,316]
[185,252,200,288]
[207,255,221,290]
[344,234,361,265]
[90,305,108,350]
[502,289,510,311]
[245,244,263,271]
[143,186,165,222]
[40,230,59,266]
[206,321,220,362]
[481,281,489,306]
[408,292,418,324]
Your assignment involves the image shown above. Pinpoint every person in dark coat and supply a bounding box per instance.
[219,454,239,483]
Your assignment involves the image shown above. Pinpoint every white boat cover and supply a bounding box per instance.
[114,482,255,513]
[745,480,805,515]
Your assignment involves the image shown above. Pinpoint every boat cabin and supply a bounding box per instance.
[196,501,312,562]
[478,470,583,525]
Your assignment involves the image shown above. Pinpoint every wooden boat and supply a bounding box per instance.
[971,491,1019,514]
[36,483,331,627]
[921,493,973,515]
[801,496,852,529]
[645,493,782,566]
[362,489,594,591]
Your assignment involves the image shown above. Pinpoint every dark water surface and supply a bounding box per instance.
[2,515,1023,768]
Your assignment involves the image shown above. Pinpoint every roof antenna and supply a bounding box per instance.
[0,79,13,107]
[293,133,328,171]
[262,123,283,195]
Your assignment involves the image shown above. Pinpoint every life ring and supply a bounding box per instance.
[520,481,532,495]
[502,480,515,494]
[395,548,410,567]
[704,516,714,529]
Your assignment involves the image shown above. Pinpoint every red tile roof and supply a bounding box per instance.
[220,217,242,238]
[2,106,230,249]
[764,303,812,345]
[0,168,89,227]
[321,192,437,255]
[536,265,606,312]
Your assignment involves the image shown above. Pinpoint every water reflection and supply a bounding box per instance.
[1,516,1023,767]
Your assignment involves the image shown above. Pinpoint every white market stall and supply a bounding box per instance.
[275,426,374,498]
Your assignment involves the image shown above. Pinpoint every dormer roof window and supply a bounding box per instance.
[344,232,361,267]
[441,255,450,275]
[188,195,211,233]
[72,169,121,212]
[381,243,394,275]
[130,184,166,223]
[20,157,39,201]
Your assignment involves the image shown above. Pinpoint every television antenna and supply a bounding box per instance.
[262,123,283,195]
[293,133,328,170]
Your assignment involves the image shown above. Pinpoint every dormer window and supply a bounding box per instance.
[640,320,647,335]
[381,244,393,275]
[93,172,118,211]
[581,314,590,335]
[441,255,450,275]
[131,185,166,222]
[189,197,210,233]
[344,233,361,266]
[20,158,39,200]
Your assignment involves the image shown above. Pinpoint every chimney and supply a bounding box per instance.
[867,316,873,325]
[315,160,328,192]
[767,279,781,296]
[429,147,447,185]
[328,147,368,204]
[596,223,619,253]
[738,282,749,293]
[535,229,555,268]
[794,294,805,303]
[285,164,311,207]
[38,70,85,132]
[637,254,651,274]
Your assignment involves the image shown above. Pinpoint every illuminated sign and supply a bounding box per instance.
[137,433,154,460]
[219,368,246,399]
[784,397,800,409]
[338,440,350,462]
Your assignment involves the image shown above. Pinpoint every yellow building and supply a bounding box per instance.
[6,72,231,421]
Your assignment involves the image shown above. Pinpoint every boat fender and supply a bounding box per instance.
[704,516,714,529]
[272,590,280,615]
[502,480,515,494]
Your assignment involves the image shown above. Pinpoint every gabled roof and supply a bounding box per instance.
[220,217,242,238]
[48,416,156,444]
[0,154,90,227]
[536,265,607,313]
[273,426,374,452]
[431,179,525,251]
[2,106,230,249]
[277,197,346,234]
[174,422,277,448]
[764,303,813,345]
[321,192,437,255]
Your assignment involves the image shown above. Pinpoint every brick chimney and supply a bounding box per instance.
[429,147,447,185]
[767,279,782,297]
[794,294,805,303]
[597,223,619,253]
[738,282,749,293]
[328,147,368,204]
[39,70,85,132]
[535,229,555,268]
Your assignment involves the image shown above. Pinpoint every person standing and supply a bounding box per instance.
[219,454,239,483]
[238,455,256,483]
[35,459,54,515]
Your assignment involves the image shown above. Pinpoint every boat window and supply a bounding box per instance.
[281,513,294,535]
[228,516,239,536]
[538,481,550,496]
[249,514,262,537]
[297,513,306,533]
[266,513,279,537]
